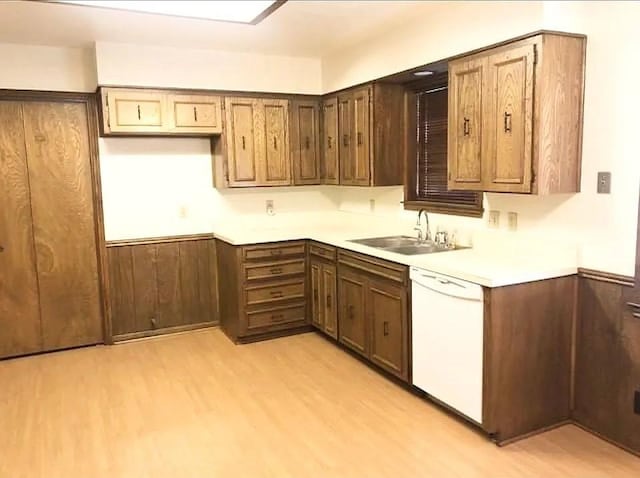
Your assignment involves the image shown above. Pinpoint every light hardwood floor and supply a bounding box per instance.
[1,328,638,478]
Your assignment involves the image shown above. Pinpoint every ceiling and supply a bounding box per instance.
[0,0,438,57]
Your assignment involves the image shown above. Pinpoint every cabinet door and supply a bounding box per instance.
[105,89,166,133]
[351,87,372,186]
[369,280,408,380]
[0,102,42,358]
[168,94,222,134]
[23,102,103,350]
[291,100,320,185]
[322,263,338,339]
[262,99,291,185]
[225,97,259,187]
[338,267,367,356]
[448,58,485,190]
[322,97,339,184]
[310,260,323,330]
[338,94,353,184]
[484,44,535,192]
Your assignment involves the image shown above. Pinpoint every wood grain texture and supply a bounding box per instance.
[106,238,219,339]
[216,239,242,341]
[224,97,258,186]
[485,43,535,192]
[23,101,103,351]
[290,99,320,185]
[2,328,637,477]
[322,263,338,340]
[483,276,575,443]
[321,96,339,184]
[103,88,166,134]
[371,83,404,186]
[262,99,291,185]
[167,94,222,134]
[448,58,484,189]
[0,102,42,358]
[337,93,353,184]
[533,34,586,194]
[337,265,368,357]
[574,278,640,454]
[350,86,372,186]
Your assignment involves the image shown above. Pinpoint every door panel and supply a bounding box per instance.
[155,243,183,329]
[485,44,535,192]
[263,100,291,185]
[369,280,407,379]
[23,102,102,350]
[322,264,338,339]
[225,98,258,186]
[169,94,222,133]
[338,267,367,356]
[310,261,322,329]
[448,58,484,189]
[0,102,42,358]
[107,90,165,133]
[351,87,371,186]
[338,95,353,184]
[292,101,320,185]
[322,97,339,184]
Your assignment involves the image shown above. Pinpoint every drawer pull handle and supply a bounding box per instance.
[383,321,389,336]
[270,250,283,256]
[270,291,284,298]
[326,294,331,308]
[271,313,285,322]
[270,268,283,274]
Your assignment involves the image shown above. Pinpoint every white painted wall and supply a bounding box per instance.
[325,1,640,276]
[0,43,97,92]
[95,42,322,94]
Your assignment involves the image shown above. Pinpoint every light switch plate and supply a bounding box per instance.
[507,212,518,231]
[488,210,500,229]
[597,172,611,194]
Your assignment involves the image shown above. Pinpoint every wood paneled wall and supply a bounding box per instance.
[106,235,218,340]
[574,273,640,455]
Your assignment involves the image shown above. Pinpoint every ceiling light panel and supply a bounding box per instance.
[54,1,277,24]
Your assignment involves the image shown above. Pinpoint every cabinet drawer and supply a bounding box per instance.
[244,259,305,282]
[246,303,306,331]
[243,242,306,261]
[338,250,407,285]
[246,281,305,306]
[309,242,337,261]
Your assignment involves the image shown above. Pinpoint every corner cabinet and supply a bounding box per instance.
[448,32,586,194]
[322,83,404,186]
[223,97,291,187]
[336,250,409,381]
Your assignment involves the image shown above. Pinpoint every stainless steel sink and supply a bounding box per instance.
[348,235,465,256]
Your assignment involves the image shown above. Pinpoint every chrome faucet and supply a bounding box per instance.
[415,209,431,242]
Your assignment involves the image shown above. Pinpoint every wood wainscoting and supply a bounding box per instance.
[574,268,640,456]
[106,234,219,341]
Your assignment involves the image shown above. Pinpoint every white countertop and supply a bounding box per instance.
[212,212,578,288]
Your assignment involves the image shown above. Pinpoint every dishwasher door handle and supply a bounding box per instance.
[413,278,482,301]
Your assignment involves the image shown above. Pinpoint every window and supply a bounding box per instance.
[404,74,483,217]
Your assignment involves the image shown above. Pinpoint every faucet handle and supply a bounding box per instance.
[413,226,423,241]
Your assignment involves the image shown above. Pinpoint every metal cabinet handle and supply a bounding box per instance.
[326,294,331,308]
[270,290,284,298]
[0,245,4,253]
[463,117,470,136]
[193,106,198,122]
[313,289,319,302]
[504,112,512,133]
[327,136,333,149]
[273,136,277,150]
[137,104,141,121]
[383,321,389,336]
[271,313,285,322]
[348,304,355,319]
[357,132,363,146]
[270,250,283,256]
[305,136,310,150]
[241,135,246,150]
[343,134,349,147]
[270,267,283,274]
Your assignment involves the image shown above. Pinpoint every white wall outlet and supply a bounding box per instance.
[488,210,500,229]
[266,199,275,215]
[507,212,518,231]
[178,205,188,219]
[369,199,376,213]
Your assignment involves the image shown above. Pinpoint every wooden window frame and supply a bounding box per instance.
[403,76,483,218]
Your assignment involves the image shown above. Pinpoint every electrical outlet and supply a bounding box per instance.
[597,172,611,194]
[369,199,376,213]
[634,390,640,415]
[488,210,500,229]
[266,199,275,215]
[507,212,518,231]
[178,205,188,219]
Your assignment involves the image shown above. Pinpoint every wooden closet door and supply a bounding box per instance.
[0,102,42,358]
[484,44,535,193]
[22,102,102,350]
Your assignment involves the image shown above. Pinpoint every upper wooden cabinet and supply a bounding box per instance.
[290,100,321,185]
[167,94,222,134]
[448,32,586,194]
[223,97,291,187]
[323,83,404,186]
[100,87,222,136]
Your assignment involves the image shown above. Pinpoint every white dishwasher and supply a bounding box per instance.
[410,266,484,424]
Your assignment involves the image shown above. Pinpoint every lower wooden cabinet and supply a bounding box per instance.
[106,235,219,340]
[337,250,410,381]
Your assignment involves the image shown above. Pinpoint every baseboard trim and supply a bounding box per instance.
[106,233,215,247]
[113,322,217,342]
[572,421,640,458]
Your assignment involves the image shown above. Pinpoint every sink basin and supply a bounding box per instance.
[348,235,466,256]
